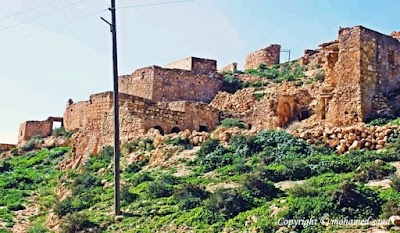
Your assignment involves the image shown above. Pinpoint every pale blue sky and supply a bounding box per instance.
[0,0,399,144]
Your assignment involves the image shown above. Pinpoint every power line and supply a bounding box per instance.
[7,0,197,43]
[119,0,196,9]
[0,0,91,33]
[8,9,107,43]
[0,0,67,21]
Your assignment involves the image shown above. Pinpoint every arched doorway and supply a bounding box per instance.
[154,126,164,135]
[171,127,181,134]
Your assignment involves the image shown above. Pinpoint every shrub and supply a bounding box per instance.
[28,224,48,233]
[314,72,325,81]
[332,181,382,218]
[85,146,113,172]
[367,117,390,126]
[242,175,281,200]
[121,185,138,205]
[125,161,147,173]
[222,75,243,93]
[354,162,395,182]
[174,184,208,210]
[288,184,318,197]
[131,171,153,186]
[52,127,74,138]
[390,175,400,191]
[197,138,220,158]
[205,188,251,218]
[382,200,400,218]
[54,197,74,216]
[22,135,43,151]
[147,180,174,198]
[60,212,99,233]
[220,118,246,129]
[200,148,232,172]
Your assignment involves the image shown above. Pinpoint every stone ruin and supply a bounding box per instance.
[15,25,400,158]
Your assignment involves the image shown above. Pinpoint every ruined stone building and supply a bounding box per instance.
[16,25,400,158]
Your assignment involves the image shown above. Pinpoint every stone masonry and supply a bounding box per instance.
[18,117,63,144]
[119,66,222,103]
[244,44,281,70]
[64,91,220,162]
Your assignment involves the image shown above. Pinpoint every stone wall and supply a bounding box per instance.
[151,66,222,103]
[218,63,237,73]
[119,66,222,103]
[64,91,220,166]
[359,26,400,120]
[244,44,281,70]
[325,26,363,127]
[118,67,154,100]
[163,57,217,75]
[18,120,53,144]
[0,143,16,153]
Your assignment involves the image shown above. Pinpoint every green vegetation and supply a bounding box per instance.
[52,126,74,138]
[220,118,247,129]
[244,63,307,83]
[2,129,400,232]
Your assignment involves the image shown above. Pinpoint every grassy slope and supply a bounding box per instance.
[1,129,400,233]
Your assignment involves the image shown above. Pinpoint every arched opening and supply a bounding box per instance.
[171,127,181,134]
[297,107,310,121]
[154,126,164,135]
[199,125,208,132]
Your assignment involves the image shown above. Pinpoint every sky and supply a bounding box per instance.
[0,0,399,144]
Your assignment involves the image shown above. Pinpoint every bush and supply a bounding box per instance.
[354,162,395,182]
[28,224,48,233]
[52,127,74,138]
[242,175,281,200]
[22,135,43,151]
[131,171,153,186]
[125,161,147,173]
[314,72,325,82]
[174,184,208,210]
[390,175,400,191]
[121,185,138,205]
[220,118,246,129]
[85,146,113,172]
[147,180,174,198]
[200,148,232,172]
[332,181,382,218]
[367,117,390,126]
[222,75,243,93]
[205,188,251,218]
[288,184,318,197]
[197,138,220,158]
[54,197,73,216]
[382,200,400,218]
[60,212,99,233]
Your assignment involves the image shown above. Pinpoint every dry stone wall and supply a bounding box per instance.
[244,44,281,70]
[0,144,16,152]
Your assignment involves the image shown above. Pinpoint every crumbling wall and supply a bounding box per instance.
[391,31,400,40]
[359,27,400,120]
[244,44,281,70]
[325,26,363,127]
[163,57,217,75]
[151,66,222,103]
[64,91,220,167]
[219,63,237,74]
[118,67,155,100]
[18,120,53,143]
[0,144,16,152]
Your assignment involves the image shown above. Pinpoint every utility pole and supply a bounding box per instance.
[101,0,121,217]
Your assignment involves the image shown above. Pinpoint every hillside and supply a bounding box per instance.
[2,118,400,232]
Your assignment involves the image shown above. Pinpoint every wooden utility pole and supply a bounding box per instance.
[101,0,121,216]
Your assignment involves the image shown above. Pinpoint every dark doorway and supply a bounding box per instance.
[199,125,208,132]
[298,107,310,121]
[154,126,164,135]
[171,127,181,134]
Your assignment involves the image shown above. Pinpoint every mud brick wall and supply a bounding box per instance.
[0,144,16,152]
[219,63,237,73]
[118,67,154,100]
[163,57,217,75]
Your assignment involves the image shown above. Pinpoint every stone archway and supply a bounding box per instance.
[154,126,165,135]
[171,127,181,134]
